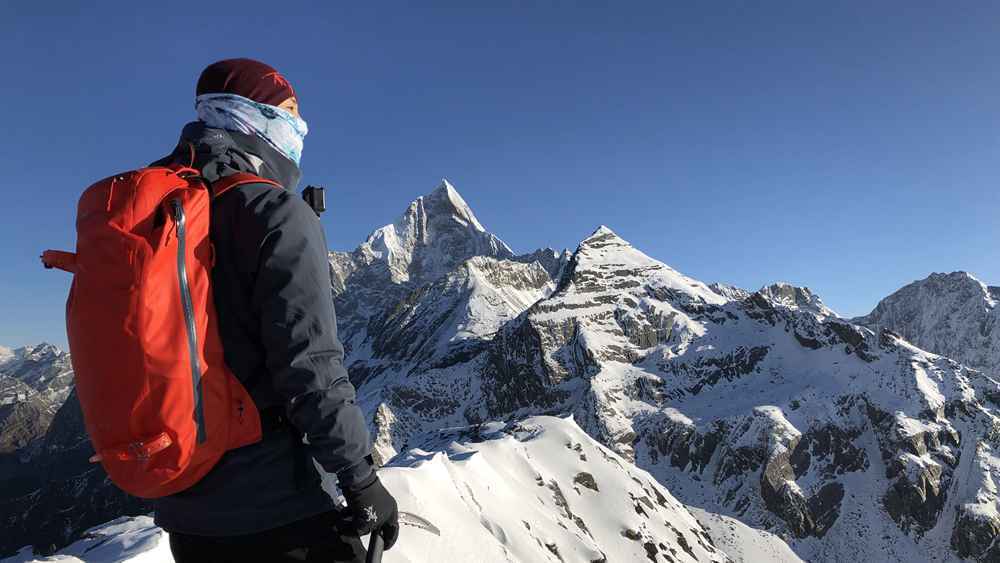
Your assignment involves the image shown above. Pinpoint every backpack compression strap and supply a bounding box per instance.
[212,173,282,199]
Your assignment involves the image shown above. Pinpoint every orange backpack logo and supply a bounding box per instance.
[42,165,276,498]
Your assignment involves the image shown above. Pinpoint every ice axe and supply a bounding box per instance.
[365,529,384,563]
[362,510,441,563]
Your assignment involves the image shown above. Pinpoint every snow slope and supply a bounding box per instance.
[690,508,804,563]
[6,416,802,562]
[3,517,169,563]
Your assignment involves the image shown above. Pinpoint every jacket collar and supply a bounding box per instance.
[157,121,301,191]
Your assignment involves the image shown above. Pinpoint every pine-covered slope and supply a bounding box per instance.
[855,271,999,377]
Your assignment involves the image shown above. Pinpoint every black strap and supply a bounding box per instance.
[259,407,291,434]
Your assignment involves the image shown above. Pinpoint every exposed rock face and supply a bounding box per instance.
[953,503,1000,562]
[468,227,1000,561]
[865,395,960,535]
[855,271,1000,377]
[0,390,148,557]
[0,343,73,456]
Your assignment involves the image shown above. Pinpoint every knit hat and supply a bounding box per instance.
[196,58,297,107]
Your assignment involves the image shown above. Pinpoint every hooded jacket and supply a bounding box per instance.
[151,122,373,536]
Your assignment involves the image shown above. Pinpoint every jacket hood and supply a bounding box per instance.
[155,121,301,190]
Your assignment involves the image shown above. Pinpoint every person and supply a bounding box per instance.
[150,58,399,563]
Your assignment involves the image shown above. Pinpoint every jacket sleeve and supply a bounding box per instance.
[248,188,374,488]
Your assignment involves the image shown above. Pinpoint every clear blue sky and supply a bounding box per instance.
[2,2,998,348]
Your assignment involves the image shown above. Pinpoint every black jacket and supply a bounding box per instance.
[152,122,373,536]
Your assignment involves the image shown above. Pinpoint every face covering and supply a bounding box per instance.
[195,93,309,166]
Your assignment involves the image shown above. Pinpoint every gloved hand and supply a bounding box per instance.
[343,475,400,550]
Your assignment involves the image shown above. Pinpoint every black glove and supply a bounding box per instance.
[343,475,400,550]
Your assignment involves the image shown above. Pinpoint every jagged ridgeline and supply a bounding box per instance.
[3,180,999,562]
[331,180,1000,562]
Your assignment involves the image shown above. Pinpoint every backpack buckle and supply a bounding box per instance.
[129,441,150,461]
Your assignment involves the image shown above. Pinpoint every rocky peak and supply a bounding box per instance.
[901,272,992,305]
[355,180,514,285]
[708,282,751,302]
[855,271,999,374]
[0,343,72,394]
[512,247,572,282]
[858,272,995,328]
[425,179,485,232]
[578,225,628,250]
[568,226,724,307]
[756,283,835,317]
[16,343,61,362]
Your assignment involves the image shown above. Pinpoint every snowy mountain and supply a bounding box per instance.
[5,181,1000,562]
[5,416,801,563]
[466,226,1000,561]
[329,186,1000,562]
[855,271,999,377]
[0,343,73,455]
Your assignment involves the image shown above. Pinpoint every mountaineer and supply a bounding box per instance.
[45,57,399,563]
[155,58,400,562]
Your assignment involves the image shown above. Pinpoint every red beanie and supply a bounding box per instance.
[196,58,297,106]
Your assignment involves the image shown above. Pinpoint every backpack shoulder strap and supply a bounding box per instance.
[212,173,282,199]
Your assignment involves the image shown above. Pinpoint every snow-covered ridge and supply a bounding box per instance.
[5,416,801,563]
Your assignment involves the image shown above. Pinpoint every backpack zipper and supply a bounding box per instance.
[171,198,206,443]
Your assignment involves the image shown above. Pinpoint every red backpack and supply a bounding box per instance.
[42,160,276,498]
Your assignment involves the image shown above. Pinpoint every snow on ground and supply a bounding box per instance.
[689,508,805,563]
[373,415,729,563]
[4,416,803,563]
[3,516,170,563]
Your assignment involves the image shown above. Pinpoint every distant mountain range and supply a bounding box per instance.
[3,180,998,563]
[0,343,73,456]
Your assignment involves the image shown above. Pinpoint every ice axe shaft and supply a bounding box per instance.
[366,529,384,563]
